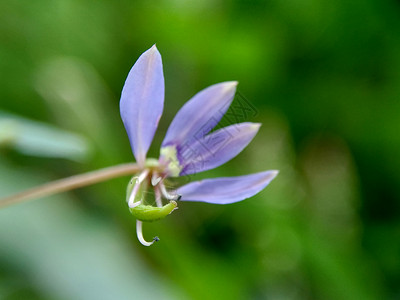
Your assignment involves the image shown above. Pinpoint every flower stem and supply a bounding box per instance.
[0,163,140,209]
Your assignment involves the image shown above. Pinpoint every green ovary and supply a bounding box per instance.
[130,201,177,222]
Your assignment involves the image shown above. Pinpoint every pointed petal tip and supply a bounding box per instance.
[215,81,238,94]
[236,122,262,135]
[269,170,279,179]
[147,44,160,55]
[212,80,238,100]
[223,80,238,90]
[249,122,262,131]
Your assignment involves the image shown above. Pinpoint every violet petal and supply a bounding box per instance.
[161,81,237,148]
[180,123,261,175]
[120,45,164,165]
[177,170,278,204]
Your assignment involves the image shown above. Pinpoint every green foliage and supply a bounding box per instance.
[1,0,399,298]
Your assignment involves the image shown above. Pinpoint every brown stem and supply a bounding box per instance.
[0,163,140,209]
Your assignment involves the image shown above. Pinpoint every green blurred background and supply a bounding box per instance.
[1,0,399,299]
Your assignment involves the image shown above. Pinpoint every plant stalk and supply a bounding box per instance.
[0,163,140,209]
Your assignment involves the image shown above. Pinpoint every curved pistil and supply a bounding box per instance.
[136,220,159,246]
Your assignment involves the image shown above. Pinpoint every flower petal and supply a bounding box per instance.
[161,81,238,148]
[179,123,261,175]
[120,45,164,165]
[177,170,278,204]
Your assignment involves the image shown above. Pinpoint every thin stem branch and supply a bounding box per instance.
[0,163,140,209]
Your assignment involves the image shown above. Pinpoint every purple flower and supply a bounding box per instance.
[120,45,278,246]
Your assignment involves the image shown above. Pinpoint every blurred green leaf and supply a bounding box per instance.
[0,111,91,162]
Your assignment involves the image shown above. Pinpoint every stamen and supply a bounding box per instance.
[160,182,180,200]
[154,185,163,208]
[126,177,138,204]
[136,220,159,246]
[128,169,149,208]
[127,184,139,208]
[138,169,150,182]
[129,199,142,208]
[151,173,162,186]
